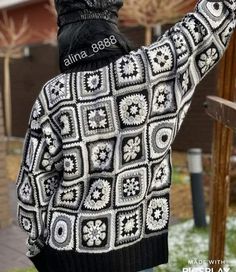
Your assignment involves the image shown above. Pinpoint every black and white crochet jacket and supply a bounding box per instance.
[16,1,236,271]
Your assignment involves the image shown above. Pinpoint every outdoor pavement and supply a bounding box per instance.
[0,224,32,272]
[0,183,32,272]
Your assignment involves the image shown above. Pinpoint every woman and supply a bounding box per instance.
[16,0,236,271]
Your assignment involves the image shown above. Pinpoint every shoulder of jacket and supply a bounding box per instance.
[42,72,70,91]
[37,72,72,110]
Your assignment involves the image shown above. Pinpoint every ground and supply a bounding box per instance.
[156,217,236,272]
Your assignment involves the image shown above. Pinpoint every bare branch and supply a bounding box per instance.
[34,28,58,46]
[45,0,57,18]
[30,1,57,46]
[0,31,8,47]
[120,0,196,27]
[0,11,32,58]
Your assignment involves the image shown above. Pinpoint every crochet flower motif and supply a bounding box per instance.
[51,80,66,100]
[61,189,77,202]
[92,143,113,169]
[64,156,76,173]
[153,84,171,113]
[119,58,138,77]
[88,108,108,129]
[181,70,190,93]
[30,119,40,130]
[84,179,111,210]
[87,74,101,90]
[119,94,148,126]
[124,62,136,75]
[153,45,173,69]
[30,101,41,130]
[185,17,206,43]
[123,218,136,233]
[20,178,32,202]
[198,48,219,74]
[43,125,59,155]
[146,198,169,231]
[172,33,187,55]
[41,152,53,171]
[60,113,72,136]
[44,177,59,198]
[83,220,107,247]
[123,136,141,162]
[22,217,32,232]
[123,177,140,197]
[121,213,138,236]
[118,209,140,242]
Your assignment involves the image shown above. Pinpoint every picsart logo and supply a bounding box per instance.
[182,259,232,272]
[182,268,230,272]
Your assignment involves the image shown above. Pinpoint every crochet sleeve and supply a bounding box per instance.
[143,0,236,84]
[142,0,236,138]
[16,88,63,260]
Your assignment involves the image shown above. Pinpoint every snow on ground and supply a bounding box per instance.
[156,217,236,272]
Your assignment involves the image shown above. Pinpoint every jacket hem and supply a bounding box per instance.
[29,232,169,272]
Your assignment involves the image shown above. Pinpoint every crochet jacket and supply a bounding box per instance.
[16,1,236,271]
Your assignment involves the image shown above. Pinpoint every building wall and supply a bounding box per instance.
[10,44,59,136]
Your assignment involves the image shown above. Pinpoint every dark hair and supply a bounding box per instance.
[57,20,133,72]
